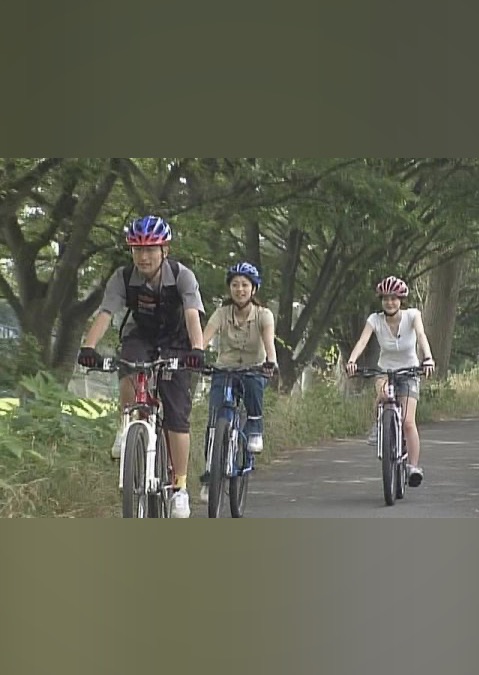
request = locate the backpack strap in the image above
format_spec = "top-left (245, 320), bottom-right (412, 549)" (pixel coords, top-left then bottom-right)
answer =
top-left (167, 258), bottom-right (180, 282)
top-left (118, 264), bottom-right (135, 341)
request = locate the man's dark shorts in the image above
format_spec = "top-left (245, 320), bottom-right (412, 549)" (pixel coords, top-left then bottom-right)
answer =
top-left (119, 333), bottom-right (192, 433)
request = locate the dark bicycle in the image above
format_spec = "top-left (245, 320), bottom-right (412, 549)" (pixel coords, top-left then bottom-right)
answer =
top-left (87, 354), bottom-right (180, 518)
top-left (201, 365), bottom-right (270, 519)
top-left (354, 366), bottom-right (426, 506)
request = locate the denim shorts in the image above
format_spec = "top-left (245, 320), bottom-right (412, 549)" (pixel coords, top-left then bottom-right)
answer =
top-left (376, 375), bottom-right (420, 400)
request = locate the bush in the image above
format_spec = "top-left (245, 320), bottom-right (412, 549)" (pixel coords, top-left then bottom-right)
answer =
top-left (0, 371), bottom-right (118, 517)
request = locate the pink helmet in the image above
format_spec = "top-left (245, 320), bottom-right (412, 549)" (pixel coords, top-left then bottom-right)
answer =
top-left (376, 276), bottom-right (409, 298)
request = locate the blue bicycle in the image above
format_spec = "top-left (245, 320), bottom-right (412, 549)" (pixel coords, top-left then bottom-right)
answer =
top-left (202, 366), bottom-right (268, 518)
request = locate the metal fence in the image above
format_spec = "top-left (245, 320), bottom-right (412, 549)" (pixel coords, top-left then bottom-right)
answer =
top-left (0, 324), bottom-right (19, 339)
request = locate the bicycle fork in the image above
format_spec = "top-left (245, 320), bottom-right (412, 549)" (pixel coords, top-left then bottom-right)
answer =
top-left (205, 425), bottom-right (215, 476)
top-left (205, 418), bottom-right (251, 479)
top-left (376, 403), bottom-right (404, 463)
top-left (118, 414), bottom-right (159, 493)
top-left (204, 423), bottom-right (238, 478)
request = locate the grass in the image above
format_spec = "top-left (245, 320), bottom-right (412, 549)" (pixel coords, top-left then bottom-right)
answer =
top-left (1, 368), bottom-right (479, 517)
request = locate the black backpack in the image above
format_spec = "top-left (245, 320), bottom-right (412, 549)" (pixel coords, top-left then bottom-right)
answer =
top-left (118, 259), bottom-right (180, 341)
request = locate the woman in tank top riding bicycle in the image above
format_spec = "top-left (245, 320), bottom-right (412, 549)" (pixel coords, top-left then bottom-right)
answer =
top-left (346, 276), bottom-right (435, 488)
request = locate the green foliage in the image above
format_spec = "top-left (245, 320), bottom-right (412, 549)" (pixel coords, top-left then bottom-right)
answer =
top-left (1, 371), bottom-right (116, 461)
top-left (0, 333), bottom-right (43, 393)
top-left (0, 368), bottom-right (118, 516)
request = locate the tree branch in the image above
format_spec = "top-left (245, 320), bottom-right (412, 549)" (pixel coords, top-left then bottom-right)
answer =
top-left (0, 271), bottom-right (23, 321)
top-left (117, 159), bottom-right (147, 214)
top-left (0, 158), bottom-right (63, 219)
top-left (42, 160), bottom-right (119, 324)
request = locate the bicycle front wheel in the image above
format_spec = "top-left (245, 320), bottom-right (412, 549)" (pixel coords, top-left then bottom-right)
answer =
top-left (381, 408), bottom-right (398, 507)
top-left (157, 429), bottom-right (173, 518)
top-left (229, 435), bottom-right (249, 518)
top-left (396, 437), bottom-right (407, 500)
top-left (208, 417), bottom-right (230, 518)
top-left (123, 424), bottom-right (149, 518)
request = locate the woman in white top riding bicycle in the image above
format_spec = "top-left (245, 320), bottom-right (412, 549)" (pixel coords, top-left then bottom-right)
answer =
top-left (346, 276), bottom-right (435, 487)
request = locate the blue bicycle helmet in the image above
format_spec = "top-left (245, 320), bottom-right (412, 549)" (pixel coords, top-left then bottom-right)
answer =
top-left (226, 261), bottom-right (262, 289)
top-left (125, 215), bottom-right (172, 246)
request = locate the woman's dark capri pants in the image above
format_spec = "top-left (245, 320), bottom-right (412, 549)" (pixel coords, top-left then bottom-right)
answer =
top-left (119, 332), bottom-right (193, 433)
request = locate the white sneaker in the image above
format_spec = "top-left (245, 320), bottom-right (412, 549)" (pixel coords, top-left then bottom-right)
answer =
top-left (247, 433), bottom-right (263, 453)
top-left (200, 485), bottom-right (209, 504)
top-left (111, 430), bottom-right (122, 460)
top-left (170, 489), bottom-right (191, 518)
top-left (407, 465), bottom-right (424, 488)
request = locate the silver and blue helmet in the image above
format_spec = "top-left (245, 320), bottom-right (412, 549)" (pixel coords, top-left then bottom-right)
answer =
top-left (226, 261), bottom-right (262, 289)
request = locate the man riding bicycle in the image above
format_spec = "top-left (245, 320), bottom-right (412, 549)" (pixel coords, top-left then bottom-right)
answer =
top-left (77, 215), bottom-right (205, 518)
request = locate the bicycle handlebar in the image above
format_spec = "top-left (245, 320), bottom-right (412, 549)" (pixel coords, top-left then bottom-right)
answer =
top-left (352, 366), bottom-right (427, 378)
top-left (86, 357), bottom-right (275, 378)
top-left (198, 365), bottom-right (274, 377)
top-left (86, 356), bottom-right (181, 374)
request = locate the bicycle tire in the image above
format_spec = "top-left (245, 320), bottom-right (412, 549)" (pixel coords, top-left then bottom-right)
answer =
top-left (396, 438), bottom-right (407, 500)
top-left (381, 408), bottom-right (398, 506)
top-left (158, 429), bottom-right (173, 518)
top-left (229, 433), bottom-right (249, 518)
top-left (208, 417), bottom-right (230, 518)
top-left (123, 424), bottom-right (149, 518)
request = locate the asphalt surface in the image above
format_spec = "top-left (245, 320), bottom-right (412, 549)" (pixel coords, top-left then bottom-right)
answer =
top-left (194, 417), bottom-right (479, 518)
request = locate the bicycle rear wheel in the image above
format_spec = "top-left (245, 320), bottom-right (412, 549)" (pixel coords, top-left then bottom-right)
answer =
top-left (381, 408), bottom-right (398, 506)
top-left (208, 417), bottom-right (230, 518)
top-left (123, 424), bottom-right (149, 518)
top-left (229, 434), bottom-right (250, 518)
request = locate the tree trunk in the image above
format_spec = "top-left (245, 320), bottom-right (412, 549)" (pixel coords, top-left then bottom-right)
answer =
top-left (277, 347), bottom-right (298, 393)
top-left (274, 227), bottom-right (303, 392)
top-left (422, 252), bottom-right (465, 378)
top-left (52, 316), bottom-right (87, 384)
top-left (244, 219), bottom-right (261, 268)
top-left (19, 311), bottom-right (54, 367)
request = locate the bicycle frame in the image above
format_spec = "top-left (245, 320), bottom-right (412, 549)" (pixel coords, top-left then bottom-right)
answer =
top-left (118, 363), bottom-right (160, 491)
top-left (204, 370), bottom-right (256, 480)
top-left (90, 356), bottom-right (179, 493)
top-left (356, 366), bottom-right (423, 463)
top-left (376, 375), bottom-right (404, 463)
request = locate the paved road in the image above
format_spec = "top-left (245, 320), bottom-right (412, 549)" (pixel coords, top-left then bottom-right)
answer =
top-left (195, 417), bottom-right (479, 518)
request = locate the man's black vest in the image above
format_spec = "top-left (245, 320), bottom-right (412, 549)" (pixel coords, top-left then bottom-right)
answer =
top-left (119, 260), bottom-right (191, 349)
